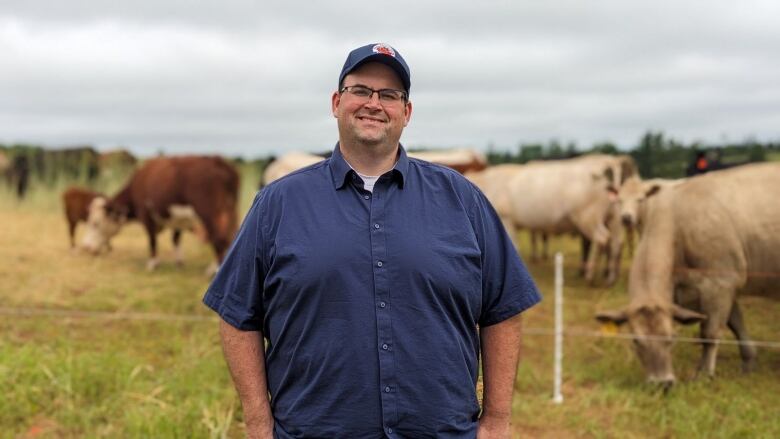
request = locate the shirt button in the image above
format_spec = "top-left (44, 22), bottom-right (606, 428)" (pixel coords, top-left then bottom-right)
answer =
top-left (387, 427), bottom-right (393, 434)
top-left (384, 386), bottom-right (391, 393)
top-left (377, 261), bottom-right (383, 267)
top-left (374, 223), bottom-right (380, 229)
top-left (364, 195), bottom-right (370, 200)
top-left (382, 344), bottom-right (389, 350)
top-left (379, 301), bottom-right (386, 308)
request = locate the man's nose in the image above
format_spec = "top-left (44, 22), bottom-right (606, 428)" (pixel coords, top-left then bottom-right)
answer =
top-left (364, 91), bottom-right (383, 106)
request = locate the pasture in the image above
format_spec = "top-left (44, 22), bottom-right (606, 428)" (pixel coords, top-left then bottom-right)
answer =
top-left (1, 168), bottom-right (779, 438)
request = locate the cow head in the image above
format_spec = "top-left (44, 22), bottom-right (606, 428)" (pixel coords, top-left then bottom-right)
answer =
top-left (616, 178), bottom-right (662, 230)
top-left (80, 198), bottom-right (127, 254)
top-left (596, 303), bottom-right (705, 387)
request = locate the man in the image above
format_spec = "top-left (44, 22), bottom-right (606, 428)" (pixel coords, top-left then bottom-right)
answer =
top-left (203, 43), bottom-right (541, 438)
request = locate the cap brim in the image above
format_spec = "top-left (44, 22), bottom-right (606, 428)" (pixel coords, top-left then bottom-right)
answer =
top-left (342, 54), bottom-right (410, 93)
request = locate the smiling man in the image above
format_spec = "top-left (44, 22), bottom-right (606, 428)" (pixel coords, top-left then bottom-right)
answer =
top-left (204, 43), bottom-right (541, 438)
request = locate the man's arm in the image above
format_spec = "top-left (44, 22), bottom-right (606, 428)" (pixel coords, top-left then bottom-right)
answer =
top-left (478, 313), bottom-right (523, 438)
top-left (219, 319), bottom-right (274, 439)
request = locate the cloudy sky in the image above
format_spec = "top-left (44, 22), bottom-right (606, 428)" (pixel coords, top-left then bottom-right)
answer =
top-left (2, 1), bottom-right (779, 158)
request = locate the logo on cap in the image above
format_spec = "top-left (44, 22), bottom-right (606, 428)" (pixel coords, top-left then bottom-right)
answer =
top-left (372, 44), bottom-right (396, 57)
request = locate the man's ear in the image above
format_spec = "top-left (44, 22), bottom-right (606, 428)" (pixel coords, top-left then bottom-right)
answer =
top-left (403, 100), bottom-right (413, 126)
top-left (331, 91), bottom-right (341, 118)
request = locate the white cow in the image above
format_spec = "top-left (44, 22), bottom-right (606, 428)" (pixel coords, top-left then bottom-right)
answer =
top-left (616, 176), bottom-right (686, 256)
top-left (262, 152), bottom-right (325, 187)
top-left (618, 177), bottom-right (686, 233)
top-left (467, 154), bottom-right (636, 285)
top-left (597, 163), bottom-right (780, 386)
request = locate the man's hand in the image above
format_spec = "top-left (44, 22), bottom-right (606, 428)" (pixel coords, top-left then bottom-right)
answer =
top-left (477, 414), bottom-right (512, 439)
top-left (219, 319), bottom-right (275, 439)
top-left (245, 420), bottom-right (274, 439)
top-left (478, 313), bottom-right (523, 439)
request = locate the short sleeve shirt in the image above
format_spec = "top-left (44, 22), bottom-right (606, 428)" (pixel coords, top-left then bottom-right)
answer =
top-left (203, 144), bottom-right (541, 438)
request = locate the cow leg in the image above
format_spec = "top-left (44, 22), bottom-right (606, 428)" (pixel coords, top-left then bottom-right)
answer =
top-left (530, 232), bottom-right (539, 263)
top-left (172, 229), bottom-right (183, 267)
top-left (584, 239), bottom-right (600, 285)
top-left (579, 237), bottom-right (591, 277)
top-left (605, 232), bottom-right (623, 287)
top-left (145, 222), bottom-right (159, 271)
top-left (68, 221), bottom-right (77, 249)
top-left (541, 233), bottom-right (549, 260)
top-left (727, 302), bottom-right (757, 373)
top-left (695, 301), bottom-right (731, 379)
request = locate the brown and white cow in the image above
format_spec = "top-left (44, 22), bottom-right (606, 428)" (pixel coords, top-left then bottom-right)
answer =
top-left (596, 163), bottom-right (780, 386)
top-left (62, 186), bottom-right (106, 249)
top-left (407, 148), bottom-right (488, 174)
top-left (81, 156), bottom-right (239, 272)
top-left (467, 154), bottom-right (636, 286)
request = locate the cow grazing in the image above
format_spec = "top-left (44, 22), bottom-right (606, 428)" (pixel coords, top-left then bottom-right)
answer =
top-left (407, 148), bottom-right (488, 174)
top-left (62, 187), bottom-right (106, 249)
top-left (81, 156), bottom-right (239, 272)
top-left (261, 152), bottom-right (325, 187)
top-left (596, 163), bottom-right (780, 386)
top-left (466, 154), bottom-right (636, 286)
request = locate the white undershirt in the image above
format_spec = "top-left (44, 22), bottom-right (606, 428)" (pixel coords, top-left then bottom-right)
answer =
top-left (344, 158), bottom-right (398, 193)
top-left (357, 172), bottom-right (380, 193)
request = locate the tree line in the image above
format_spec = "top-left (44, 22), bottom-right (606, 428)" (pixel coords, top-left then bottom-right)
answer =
top-left (486, 131), bottom-right (780, 178)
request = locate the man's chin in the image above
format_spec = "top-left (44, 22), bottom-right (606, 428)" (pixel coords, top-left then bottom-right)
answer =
top-left (354, 132), bottom-right (386, 146)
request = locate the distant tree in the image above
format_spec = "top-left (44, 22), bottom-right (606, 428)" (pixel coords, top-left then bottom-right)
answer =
top-left (518, 143), bottom-right (543, 163)
top-left (545, 139), bottom-right (565, 159)
top-left (591, 141), bottom-right (618, 155)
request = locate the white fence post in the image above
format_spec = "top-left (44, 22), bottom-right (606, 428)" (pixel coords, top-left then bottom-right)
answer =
top-left (553, 252), bottom-right (564, 404)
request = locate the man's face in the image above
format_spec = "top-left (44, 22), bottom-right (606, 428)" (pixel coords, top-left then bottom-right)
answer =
top-left (332, 62), bottom-right (412, 148)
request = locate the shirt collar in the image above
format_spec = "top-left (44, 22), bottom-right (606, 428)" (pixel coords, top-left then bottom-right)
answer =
top-left (329, 143), bottom-right (408, 190)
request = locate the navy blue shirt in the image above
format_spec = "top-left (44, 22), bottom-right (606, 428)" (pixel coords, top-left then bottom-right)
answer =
top-left (203, 145), bottom-right (541, 438)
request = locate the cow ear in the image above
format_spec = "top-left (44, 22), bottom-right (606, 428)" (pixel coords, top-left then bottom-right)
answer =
top-left (595, 309), bottom-right (628, 326)
top-left (672, 305), bottom-right (706, 325)
top-left (620, 157), bottom-right (637, 183)
top-left (644, 184), bottom-right (662, 198)
top-left (602, 167), bottom-right (615, 185)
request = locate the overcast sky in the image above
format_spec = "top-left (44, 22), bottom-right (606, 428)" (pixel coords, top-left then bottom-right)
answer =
top-left (2, 1), bottom-right (780, 158)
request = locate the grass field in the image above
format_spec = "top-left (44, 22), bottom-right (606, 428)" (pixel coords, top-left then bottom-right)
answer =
top-left (1, 171), bottom-right (779, 438)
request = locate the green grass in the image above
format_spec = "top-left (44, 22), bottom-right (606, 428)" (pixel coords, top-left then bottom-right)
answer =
top-left (1, 171), bottom-right (780, 438)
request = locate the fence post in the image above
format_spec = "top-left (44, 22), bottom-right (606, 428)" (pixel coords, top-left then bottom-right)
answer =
top-left (553, 252), bottom-right (564, 404)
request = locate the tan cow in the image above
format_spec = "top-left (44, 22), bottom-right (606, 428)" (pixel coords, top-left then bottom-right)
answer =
top-left (617, 177), bottom-right (686, 255)
top-left (596, 163), bottom-right (780, 386)
top-left (407, 148), bottom-right (488, 174)
top-left (261, 152), bottom-right (325, 187)
top-left (82, 156), bottom-right (239, 273)
top-left (467, 154), bottom-right (636, 286)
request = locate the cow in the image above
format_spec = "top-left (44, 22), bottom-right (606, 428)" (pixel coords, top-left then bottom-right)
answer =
top-left (10, 155), bottom-right (30, 199)
top-left (0, 150), bottom-right (8, 175)
top-left (81, 156), bottom-right (239, 273)
top-left (617, 177), bottom-right (686, 255)
top-left (407, 148), bottom-right (488, 174)
top-left (261, 152), bottom-right (325, 187)
top-left (62, 187), bottom-right (107, 249)
top-left (466, 154), bottom-right (636, 286)
top-left (596, 163), bottom-right (780, 386)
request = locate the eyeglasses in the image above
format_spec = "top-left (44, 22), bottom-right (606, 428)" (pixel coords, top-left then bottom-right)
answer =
top-left (340, 85), bottom-right (408, 104)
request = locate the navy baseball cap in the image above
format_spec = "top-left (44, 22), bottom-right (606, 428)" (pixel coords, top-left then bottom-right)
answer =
top-left (338, 43), bottom-right (411, 95)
